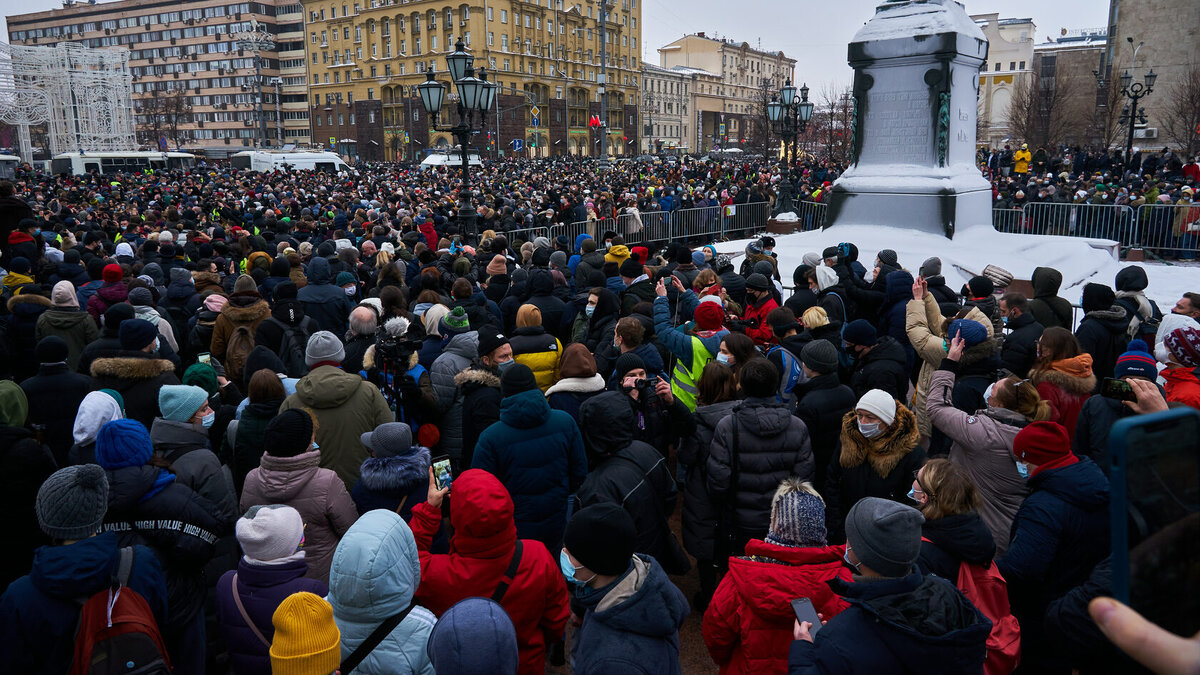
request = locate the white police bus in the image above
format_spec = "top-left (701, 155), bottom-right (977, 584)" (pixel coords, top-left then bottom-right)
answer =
top-left (50, 151), bottom-right (196, 176)
top-left (229, 150), bottom-right (349, 173)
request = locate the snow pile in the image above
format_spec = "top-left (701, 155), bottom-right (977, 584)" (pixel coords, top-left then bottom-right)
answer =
top-left (772, 212), bottom-right (799, 222)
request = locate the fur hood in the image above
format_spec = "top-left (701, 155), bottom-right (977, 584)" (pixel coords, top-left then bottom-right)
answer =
top-left (362, 344), bottom-right (420, 371)
top-left (454, 366), bottom-right (500, 388)
top-left (838, 405), bottom-right (920, 477)
top-left (1033, 367), bottom-right (1097, 395)
top-left (220, 296), bottom-right (270, 322)
top-left (90, 355), bottom-right (176, 380)
top-left (7, 292), bottom-right (52, 312)
top-left (959, 337), bottom-right (999, 369)
top-left (544, 373), bottom-right (606, 397)
top-left (358, 446), bottom-right (431, 492)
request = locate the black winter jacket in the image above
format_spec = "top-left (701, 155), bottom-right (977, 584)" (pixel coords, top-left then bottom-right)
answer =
top-left (1074, 305), bottom-right (1130, 383)
top-left (89, 353), bottom-right (181, 429)
top-left (1000, 312), bottom-right (1043, 377)
top-left (849, 335), bottom-right (909, 402)
top-left (794, 373), bottom-right (856, 495)
top-left (678, 399), bottom-right (737, 562)
top-left (918, 511), bottom-right (996, 581)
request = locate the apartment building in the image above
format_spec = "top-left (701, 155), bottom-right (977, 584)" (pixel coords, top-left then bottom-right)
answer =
top-left (972, 13), bottom-right (1036, 148)
top-left (8, 0), bottom-right (310, 156)
top-left (639, 63), bottom-right (693, 153)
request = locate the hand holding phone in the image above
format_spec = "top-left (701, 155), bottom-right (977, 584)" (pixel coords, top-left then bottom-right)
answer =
top-left (197, 352), bottom-right (211, 365)
top-left (791, 598), bottom-right (823, 642)
top-left (1101, 377), bottom-right (1137, 402)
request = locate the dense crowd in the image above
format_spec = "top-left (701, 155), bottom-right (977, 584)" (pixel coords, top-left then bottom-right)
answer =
top-left (0, 152), bottom-right (1198, 675)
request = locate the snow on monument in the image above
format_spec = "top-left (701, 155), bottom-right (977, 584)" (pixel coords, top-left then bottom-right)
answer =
top-left (826, 0), bottom-right (990, 238)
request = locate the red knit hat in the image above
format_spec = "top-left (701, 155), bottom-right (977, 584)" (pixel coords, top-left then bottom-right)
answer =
top-left (102, 263), bottom-right (123, 283)
top-left (416, 424), bottom-right (440, 449)
top-left (1165, 327), bottom-right (1200, 367)
top-left (1014, 421), bottom-right (1072, 466)
top-left (694, 302), bottom-right (725, 331)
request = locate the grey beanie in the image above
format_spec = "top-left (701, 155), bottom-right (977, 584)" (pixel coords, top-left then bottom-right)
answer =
top-left (845, 497), bottom-right (924, 577)
top-left (127, 286), bottom-right (154, 307)
top-left (800, 340), bottom-right (839, 375)
top-left (36, 465), bottom-right (109, 540)
top-left (549, 250), bottom-right (568, 270)
top-left (920, 256), bottom-right (943, 278)
top-left (305, 330), bottom-right (346, 367)
top-left (360, 422), bottom-right (416, 458)
top-left (877, 249), bottom-right (899, 269)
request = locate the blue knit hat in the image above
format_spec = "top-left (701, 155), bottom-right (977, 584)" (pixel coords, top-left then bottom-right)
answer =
top-left (158, 384), bottom-right (209, 422)
top-left (766, 478), bottom-right (828, 548)
top-left (119, 318), bottom-right (158, 351)
top-left (1114, 339), bottom-right (1157, 380)
top-left (95, 419), bottom-right (154, 469)
top-left (427, 598), bottom-right (519, 675)
top-left (947, 319), bottom-right (988, 347)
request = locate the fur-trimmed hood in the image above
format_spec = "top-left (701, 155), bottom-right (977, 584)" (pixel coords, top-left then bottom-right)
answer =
top-left (838, 404), bottom-right (920, 477)
top-left (220, 296), bottom-right (270, 322)
top-left (90, 354), bottom-right (176, 380)
top-left (453, 366), bottom-right (500, 389)
top-left (1033, 367), bottom-right (1097, 395)
top-left (544, 373), bottom-right (606, 397)
top-left (362, 344), bottom-right (420, 371)
top-left (358, 447), bottom-right (431, 492)
top-left (7, 292), bottom-right (52, 312)
top-left (958, 337), bottom-right (999, 369)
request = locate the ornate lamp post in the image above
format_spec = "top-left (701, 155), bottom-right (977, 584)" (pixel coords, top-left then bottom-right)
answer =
top-left (234, 18), bottom-right (274, 149)
top-left (767, 79), bottom-right (813, 166)
top-left (417, 38), bottom-right (496, 237)
top-left (1117, 68), bottom-right (1156, 171)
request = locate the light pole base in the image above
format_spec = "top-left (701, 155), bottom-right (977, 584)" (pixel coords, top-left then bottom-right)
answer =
top-left (594, 158), bottom-right (612, 170)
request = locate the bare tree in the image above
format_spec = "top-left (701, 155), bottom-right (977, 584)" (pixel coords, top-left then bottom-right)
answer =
top-left (813, 83), bottom-right (853, 162)
top-left (747, 78), bottom-right (776, 157)
top-left (1089, 80), bottom-right (1125, 150)
top-left (135, 92), bottom-right (167, 149)
top-left (1007, 74), bottom-right (1081, 148)
top-left (163, 88), bottom-right (193, 150)
top-left (1159, 64), bottom-right (1200, 156)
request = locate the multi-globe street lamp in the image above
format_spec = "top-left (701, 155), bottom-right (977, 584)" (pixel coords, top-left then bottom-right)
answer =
top-left (1117, 68), bottom-right (1156, 171)
top-left (766, 79), bottom-right (814, 166)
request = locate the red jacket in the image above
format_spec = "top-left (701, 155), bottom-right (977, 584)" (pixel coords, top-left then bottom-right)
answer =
top-left (418, 221), bottom-right (438, 249)
top-left (702, 539), bottom-right (851, 674)
top-left (742, 295), bottom-right (779, 346)
top-left (410, 469), bottom-right (569, 675)
top-left (1163, 366), bottom-right (1200, 410)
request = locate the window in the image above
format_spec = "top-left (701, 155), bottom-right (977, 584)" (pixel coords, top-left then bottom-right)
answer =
top-left (355, 26), bottom-right (362, 41)
top-left (503, 58), bottom-right (510, 71)
top-left (465, 32), bottom-right (471, 46)
top-left (382, 19), bottom-right (390, 36)
top-left (525, 15), bottom-right (530, 27)
top-left (368, 88), bottom-right (374, 100)
top-left (414, 38), bottom-right (421, 53)
top-left (500, 9), bottom-right (507, 23)
top-left (488, 32), bottom-right (494, 46)
top-left (994, 62), bottom-right (1000, 71)
top-left (487, 6), bottom-right (493, 20)
top-left (1009, 61), bottom-right (1016, 70)
top-left (1019, 60), bottom-right (1025, 70)
top-left (501, 34), bottom-right (508, 50)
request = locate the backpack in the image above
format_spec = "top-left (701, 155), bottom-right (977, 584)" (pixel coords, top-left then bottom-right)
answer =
top-left (223, 325), bottom-right (256, 384)
top-left (928, 542), bottom-right (1021, 675)
top-left (767, 345), bottom-right (804, 407)
top-left (268, 317), bottom-right (311, 378)
top-left (71, 547), bottom-right (171, 675)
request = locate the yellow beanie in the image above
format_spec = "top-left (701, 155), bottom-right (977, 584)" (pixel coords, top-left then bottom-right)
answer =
top-left (270, 592), bottom-right (342, 675)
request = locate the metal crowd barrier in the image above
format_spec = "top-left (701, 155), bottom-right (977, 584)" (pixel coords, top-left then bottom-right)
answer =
top-left (1020, 202), bottom-right (1135, 240)
top-left (793, 201), bottom-right (828, 232)
top-left (991, 208), bottom-right (1024, 234)
top-left (1134, 203), bottom-right (1200, 259)
top-left (502, 225), bottom-right (551, 245)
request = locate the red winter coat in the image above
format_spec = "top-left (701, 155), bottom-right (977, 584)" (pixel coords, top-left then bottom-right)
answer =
top-left (419, 221), bottom-right (438, 249)
top-left (411, 469), bottom-right (569, 675)
top-left (1163, 366), bottom-right (1200, 410)
top-left (702, 539), bottom-right (851, 675)
top-left (742, 295), bottom-right (779, 346)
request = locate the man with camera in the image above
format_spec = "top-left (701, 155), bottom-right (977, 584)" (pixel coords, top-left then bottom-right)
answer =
top-left (613, 352), bottom-right (692, 456)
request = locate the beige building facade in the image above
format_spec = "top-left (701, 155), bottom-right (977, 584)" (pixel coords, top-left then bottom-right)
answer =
top-left (639, 63), bottom-right (693, 153)
top-left (972, 13), bottom-right (1035, 148)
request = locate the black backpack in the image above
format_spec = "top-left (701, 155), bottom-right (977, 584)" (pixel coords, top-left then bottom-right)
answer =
top-left (267, 317), bottom-right (311, 378)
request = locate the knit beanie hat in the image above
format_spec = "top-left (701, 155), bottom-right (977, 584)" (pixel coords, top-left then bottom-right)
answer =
top-left (500, 363), bottom-right (538, 397)
top-left (845, 497), bottom-right (924, 577)
top-left (745, 272), bottom-right (770, 292)
top-left (51, 280), bottom-right (79, 308)
top-left (360, 422), bottom-right (416, 459)
top-left (1114, 339), bottom-right (1158, 379)
top-left (920, 256), bottom-right (943, 278)
top-left (619, 257), bottom-right (643, 279)
top-left (118, 318), bottom-right (158, 351)
top-left (486, 255), bottom-right (508, 277)
top-left (270, 592), bottom-right (342, 675)
top-left (9, 256), bottom-right (31, 274)
top-left (127, 286), bottom-right (153, 307)
top-left (855, 389), bottom-right (897, 426)
top-left (614, 352), bottom-right (646, 381)
top-left (1165, 326), bottom-right (1200, 367)
top-left (264, 409), bottom-right (314, 458)
top-left (440, 306), bottom-right (471, 335)
top-left (967, 275), bottom-right (995, 299)
top-left (549, 250), bottom-right (568, 270)
top-left (800, 340), bottom-right (839, 375)
top-left (427, 598), bottom-right (519, 675)
top-left (237, 504), bottom-right (305, 563)
top-left (842, 319), bottom-right (877, 347)
top-left (95, 419), bottom-right (154, 469)
top-left (947, 319), bottom-right (988, 347)
top-left (183, 363), bottom-right (220, 396)
top-left (102, 263), bottom-right (123, 283)
top-left (335, 271), bottom-right (356, 288)
top-left (203, 294), bottom-right (228, 312)
top-left (1081, 283), bottom-right (1116, 313)
top-left (36, 335), bottom-right (70, 364)
top-left (158, 384), bottom-right (209, 422)
top-left (766, 478), bottom-right (827, 548)
top-left (1014, 421), bottom-right (1073, 466)
top-left (36, 465), bottom-right (109, 540)
top-left (305, 330), bottom-right (345, 366)
top-left (694, 301), bottom-right (725, 331)
top-left (476, 329), bottom-right (509, 361)
top-left (691, 250), bottom-right (707, 267)
top-left (233, 274), bottom-right (258, 294)
top-left (563, 502), bottom-right (636, 576)
top-left (877, 249), bottom-right (899, 269)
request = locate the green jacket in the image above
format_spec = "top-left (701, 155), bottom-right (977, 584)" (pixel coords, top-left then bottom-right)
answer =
top-left (35, 308), bottom-right (99, 371)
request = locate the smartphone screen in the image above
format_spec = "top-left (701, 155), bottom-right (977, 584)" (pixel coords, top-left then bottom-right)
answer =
top-left (432, 455), bottom-right (453, 491)
top-left (197, 352), bottom-right (211, 365)
top-left (1100, 377), bottom-right (1136, 402)
top-left (790, 597), bottom-right (822, 639)
top-left (1108, 408), bottom-right (1200, 637)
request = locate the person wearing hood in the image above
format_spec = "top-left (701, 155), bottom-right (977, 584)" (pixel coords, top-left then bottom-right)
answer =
top-left (704, 479), bottom-right (851, 675)
top-left (0, 464), bottom-right (169, 675)
top-left (188, 292), bottom-right (227, 359)
top-left (1029, 327), bottom-right (1096, 443)
top-left (68, 389), bottom-right (124, 465)
top-left (450, 328), bottom-right (508, 467)
top-left (546, 342), bottom-right (607, 425)
top-left (327, 509), bottom-right (437, 675)
top-left (708, 359), bottom-right (815, 556)
top-left (151, 384), bottom-right (239, 525)
top-left (788, 498), bottom-right (991, 674)
top-left (1074, 283), bottom-right (1131, 383)
top-left (525, 269), bottom-right (569, 339)
top-left (298, 256), bottom-right (355, 334)
top-left (1113, 265), bottom-right (1162, 342)
top-left (430, 307), bottom-right (479, 464)
top-left (410, 468), bottom-right (569, 675)
top-left (95, 418), bottom-right (225, 675)
top-left (417, 303), bottom-right (450, 368)
top-left (998, 292), bottom-right (1043, 378)
top-left (128, 285), bottom-right (180, 354)
top-left (426, 598), bottom-right (521, 675)
top-left (261, 255), bottom-right (294, 303)
top-left (241, 409), bottom-right (359, 584)
top-left (20, 336), bottom-right (93, 463)
top-left (1160, 325), bottom-right (1200, 409)
top-left (841, 319), bottom-right (909, 403)
top-left (999, 422), bottom-right (1110, 670)
top-left (90, 319), bottom-right (181, 429)
top-left (351, 422), bottom-right (431, 520)
top-left (6, 285), bottom-right (53, 380)
top-left (216, 505), bottom-right (328, 675)
top-left (227, 368), bottom-right (286, 493)
top-left (573, 237), bottom-right (606, 290)
top-left (576, 391), bottom-right (690, 575)
top-left (472, 364), bottom-right (588, 555)
top-left (161, 266), bottom-right (201, 336)
top-left (562, 503), bottom-right (690, 674)
top-left (576, 287), bottom-right (620, 352)
top-left (253, 281), bottom-right (318, 378)
top-left (279, 332), bottom-right (393, 489)
top-left (0, 380), bottom-right (58, 591)
top-left (211, 274), bottom-right (271, 366)
top-left (825, 390), bottom-right (925, 543)
top-left (35, 280), bottom-right (98, 371)
top-left (806, 263), bottom-right (851, 324)
top-left (1028, 266), bottom-right (1073, 329)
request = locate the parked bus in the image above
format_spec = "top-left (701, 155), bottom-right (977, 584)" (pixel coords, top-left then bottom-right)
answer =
top-left (49, 151), bottom-right (196, 176)
top-left (229, 150), bottom-right (349, 173)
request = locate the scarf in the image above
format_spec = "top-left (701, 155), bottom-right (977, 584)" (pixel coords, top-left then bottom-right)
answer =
top-left (1050, 353), bottom-right (1093, 378)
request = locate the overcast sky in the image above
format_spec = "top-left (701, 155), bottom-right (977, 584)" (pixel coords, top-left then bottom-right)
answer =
top-left (4, 0), bottom-right (1108, 89)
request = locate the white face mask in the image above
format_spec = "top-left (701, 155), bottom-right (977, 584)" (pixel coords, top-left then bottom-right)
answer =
top-left (983, 383), bottom-right (996, 406)
top-left (858, 421), bottom-right (883, 438)
top-left (344, 286), bottom-right (356, 296)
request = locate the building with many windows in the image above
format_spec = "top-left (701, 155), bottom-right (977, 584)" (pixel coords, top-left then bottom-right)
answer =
top-left (656, 32), bottom-right (794, 153)
top-left (972, 13), bottom-right (1036, 148)
top-left (8, 0), bottom-right (310, 156)
top-left (639, 63), bottom-right (692, 154)
top-left (302, 0), bottom-right (642, 160)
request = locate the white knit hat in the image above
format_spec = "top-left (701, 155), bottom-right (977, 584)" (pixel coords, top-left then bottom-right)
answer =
top-left (236, 505), bottom-right (305, 563)
top-left (856, 389), bottom-right (897, 426)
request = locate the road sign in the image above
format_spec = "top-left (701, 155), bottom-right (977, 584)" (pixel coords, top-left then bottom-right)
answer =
top-left (511, 138), bottom-right (523, 151)
top-left (532, 116), bottom-right (540, 127)
top-left (531, 105), bottom-right (541, 117)
top-left (329, 136), bottom-right (336, 146)
top-left (719, 123), bottom-right (726, 135)
top-left (589, 115), bottom-right (601, 127)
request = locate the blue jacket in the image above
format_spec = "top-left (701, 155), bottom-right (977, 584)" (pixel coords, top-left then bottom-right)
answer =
top-left (0, 533), bottom-right (168, 675)
top-left (215, 558), bottom-right (327, 675)
top-left (472, 389), bottom-right (588, 551)
top-left (788, 571), bottom-right (991, 674)
top-left (297, 257), bottom-right (354, 334)
top-left (328, 510), bottom-right (437, 675)
top-left (653, 296), bottom-right (728, 365)
top-left (877, 271), bottom-right (915, 372)
top-left (572, 555), bottom-right (689, 675)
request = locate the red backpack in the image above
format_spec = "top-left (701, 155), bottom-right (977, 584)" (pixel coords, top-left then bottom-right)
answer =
top-left (71, 547), bottom-right (172, 675)
top-left (956, 560), bottom-right (1022, 675)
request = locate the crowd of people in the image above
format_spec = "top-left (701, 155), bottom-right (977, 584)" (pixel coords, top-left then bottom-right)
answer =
top-left (0, 149), bottom-right (1198, 675)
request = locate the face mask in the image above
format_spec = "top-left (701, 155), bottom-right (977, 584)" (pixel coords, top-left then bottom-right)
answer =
top-left (344, 287), bottom-right (356, 296)
top-left (843, 547), bottom-right (862, 573)
top-left (200, 411), bottom-right (215, 428)
top-left (585, 305), bottom-right (595, 317)
top-left (907, 487), bottom-right (920, 503)
top-left (1015, 461), bottom-right (1030, 479)
top-left (496, 359), bottom-right (516, 372)
top-left (983, 383), bottom-right (995, 405)
top-left (1001, 315), bottom-right (1009, 326)
top-left (312, 441), bottom-right (320, 451)
top-left (716, 352), bottom-right (731, 364)
top-left (858, 421), bottom-right (883, 438)
top-left (613, 338), bottom-right (621, 349)
top-left (559, 550), bottom-right (596, 587)
top-left (154, 337), bottom-right (161, 352)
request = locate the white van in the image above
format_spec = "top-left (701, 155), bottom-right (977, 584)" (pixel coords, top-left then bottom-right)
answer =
top-left (420, 150), bottom-right (483, 170)
top-left (230, 150), bottom-right (349, 173)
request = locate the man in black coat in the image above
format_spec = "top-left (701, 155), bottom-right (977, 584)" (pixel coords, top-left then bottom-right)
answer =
top-left (999, 292), bottom-right (1043, 377)
top-left (843, 320), bottom-right (909, 403)
top-left (20, 337), bottom-right (92, 465)
top-left (1074, 283), bottom-right (1130, 383)
top-left (88, 319), bottom-right (182, 429)
top-left (794, 340), bottom-right (856, 495)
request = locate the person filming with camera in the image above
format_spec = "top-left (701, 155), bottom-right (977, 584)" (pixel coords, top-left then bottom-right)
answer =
top-left (612, 352), bottom-right (692, 457)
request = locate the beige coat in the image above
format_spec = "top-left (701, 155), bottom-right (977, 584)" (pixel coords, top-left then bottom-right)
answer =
top-left (905, 293), bottom-right (994, 438)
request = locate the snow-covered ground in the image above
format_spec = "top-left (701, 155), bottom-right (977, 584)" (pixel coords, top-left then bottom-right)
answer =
top-left (722, 224), bottom-right (1197, 312)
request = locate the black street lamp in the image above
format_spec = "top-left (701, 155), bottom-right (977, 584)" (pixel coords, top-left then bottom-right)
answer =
top-left (417, 38), bottom-right (496, 238)
top-left (767, 79), bottom-right (813, 166)
top-left (1117, 68), bottom-right (1156, 171)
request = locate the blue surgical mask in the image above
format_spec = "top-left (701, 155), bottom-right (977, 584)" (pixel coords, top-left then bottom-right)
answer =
top-left (200, 411), bottom-right (215, 428)
top-left (559, 550), bottom-right (596, 587)
top-left (907, 487), bottom-right (919, 503)
top-left (585, 305), bottom-right (595, 317)
top-left (716, 352), bottom-right (731, 364)
top-left (497, 359), bottom-right (516, 372)
top-left (1015, 461), bottom-right (1030, 479)
top-left (311, 441), bottom-right (320, 451)
top-left (843, 547), bottom-right (862, 573)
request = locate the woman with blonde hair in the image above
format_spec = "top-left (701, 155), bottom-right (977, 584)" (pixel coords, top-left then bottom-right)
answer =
top-left (928, 332), bottom-right (1052, 554)
top-left (801, 305), bottom-right (843, 353)
top-left (911, 459), bottom-right (996, 580)
top-left (510, 304), bottom-right (562, 392)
